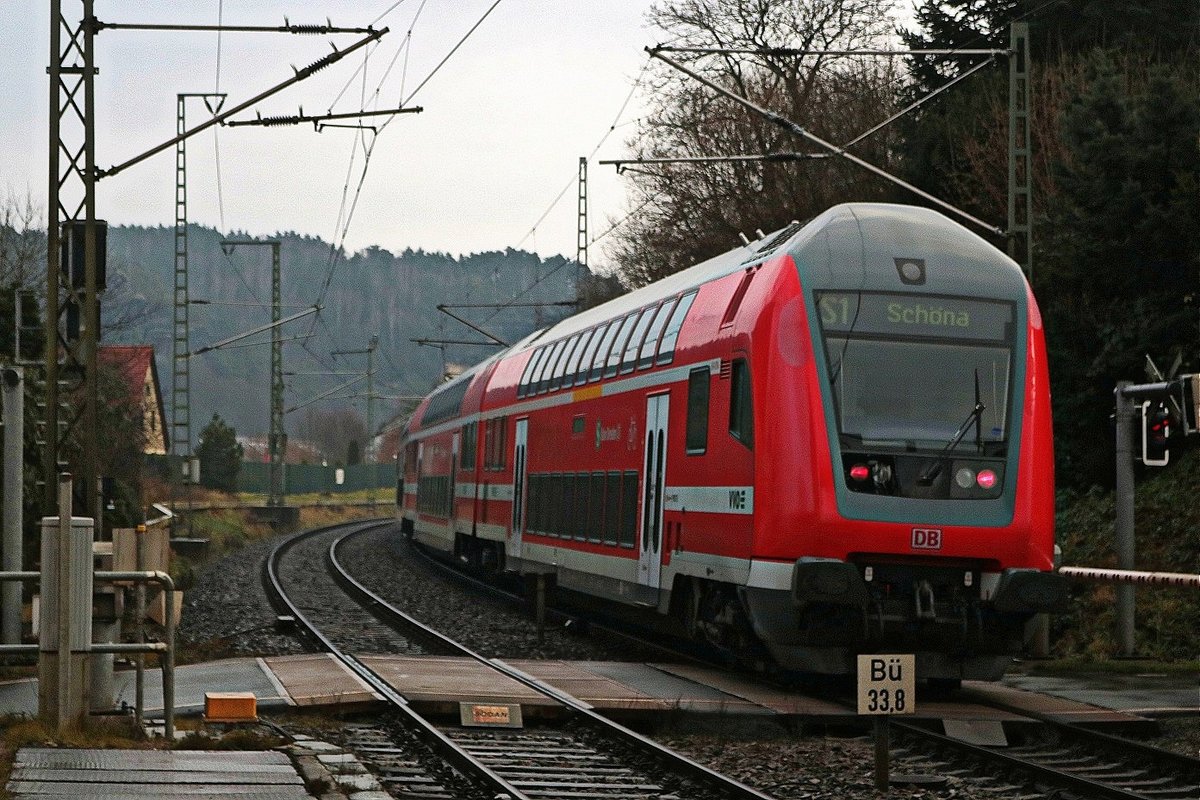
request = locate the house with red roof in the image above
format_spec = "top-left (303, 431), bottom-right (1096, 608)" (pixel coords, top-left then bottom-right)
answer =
top-left (98, 345), bottom-right (168, 455)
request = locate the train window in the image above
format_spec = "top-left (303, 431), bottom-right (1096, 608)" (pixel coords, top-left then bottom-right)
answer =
top-left (538, 475), bottom-right (552, 535)
top-left (656, 291), bottom-right (697, 365)
top-left (483, 420), bottom-right (494, 470)
top-left (730, 359), bottom-right (754, 449)
top-left (620, 305), bottom-right (657, 374)
top-left (574, 472), bottom-right (589, 540)
top-left (686, 367), bottom-right (710, 454)
top-left (589, 320), bottom-right (623, 382)
top-left (550, 334), bottom-right (581, 391)
top-left (460, 422), bottom-right (478, 469)
top-left (574, 326), bottom-right (602, 385)
top-left (619, 470), bottom-right (639, 548)
top-left (605, 311), bottom-right (641, 378)
top-left (539, 474), bottom-right (553, 535)
top-left (562, 328), bottom-right (593, 387)
top-left (484, 417), bottom-right (507, 471)
top-left (638, 298), bottom-right (677, 369)
top-left (525, 347), bottom-right (551, 396)
top-left (560, 473), bottom-right (575, 538)
top-left (518, 348), bottom-right (544, 398)
top-left (603, 472), bottom-right (621, 546)
top-left (527, 474), bottom-right (542, 533)
top-left (536, 339), bottom-right (568, 394)
top-left (541, 474), bottom-right (554, 536)
top-left (587, 472), bottom-right (605, 543)
top-left (542, 475), bottom-right (555, 535)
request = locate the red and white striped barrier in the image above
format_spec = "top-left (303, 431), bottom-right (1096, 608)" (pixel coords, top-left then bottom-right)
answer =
top-left (1059, 566), bottom-right (1200, 588)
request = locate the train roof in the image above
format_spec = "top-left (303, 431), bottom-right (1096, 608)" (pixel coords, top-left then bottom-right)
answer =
top-left (507, 202), bottom-right (1017, 353)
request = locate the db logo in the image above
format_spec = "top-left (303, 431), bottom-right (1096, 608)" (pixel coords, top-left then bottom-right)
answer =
top-left (911, 528), bottom-right (942, 550)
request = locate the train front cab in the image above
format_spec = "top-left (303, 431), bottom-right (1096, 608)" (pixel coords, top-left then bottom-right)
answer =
top-left (739, 205), bottom-right (1068, 681)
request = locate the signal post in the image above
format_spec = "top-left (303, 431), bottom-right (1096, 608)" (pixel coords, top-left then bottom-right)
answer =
top-left (857, 653), bottom-right (915, 792)
top-left (1113, 375), bottom-right (1200, 655)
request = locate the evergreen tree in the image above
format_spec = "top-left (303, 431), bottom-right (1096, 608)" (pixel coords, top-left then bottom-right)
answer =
top-left (1038, 54), bottom-right (1200, 486)
top-left (196, 414), bottom-right (243, 494)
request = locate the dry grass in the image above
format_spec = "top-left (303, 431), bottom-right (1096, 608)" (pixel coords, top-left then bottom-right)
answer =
top-left (0, 715), bottom-right (152, 800)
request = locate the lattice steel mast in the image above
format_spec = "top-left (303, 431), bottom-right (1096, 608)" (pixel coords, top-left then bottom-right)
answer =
top-left (220, 239), bottom-right (284, 506)
top-left (172, 93), bottom-right (224, 513)
top-left (576, 156), bottom-right (587, 307)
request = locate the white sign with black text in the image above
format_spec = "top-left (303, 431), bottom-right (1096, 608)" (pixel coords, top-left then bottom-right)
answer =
top-left (856, 654), bottom-right (916, 715)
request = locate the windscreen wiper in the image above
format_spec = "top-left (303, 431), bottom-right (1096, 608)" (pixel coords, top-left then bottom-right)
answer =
top-left (918, 370), bottom-right (985, 485)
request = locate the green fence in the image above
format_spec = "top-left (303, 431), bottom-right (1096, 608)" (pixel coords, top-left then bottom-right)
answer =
top-left (239, 462), bottom-right (395, 495)
top-left (146, 455), bottom-right (395, 496)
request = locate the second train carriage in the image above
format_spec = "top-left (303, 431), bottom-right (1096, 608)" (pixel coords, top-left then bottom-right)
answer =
top-left (398, 203), bottom-right (1067, 680)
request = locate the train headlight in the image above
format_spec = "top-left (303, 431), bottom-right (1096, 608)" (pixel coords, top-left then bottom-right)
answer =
top-left (949, 460), bottom-right (1004, 498)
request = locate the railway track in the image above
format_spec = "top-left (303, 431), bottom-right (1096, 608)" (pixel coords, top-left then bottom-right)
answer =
top-left (353, 526), bottom-right (1200, 799)
top-left (266, 520), bottom-right (777, 799)
top-left (893, 709), bottom-right (1200, 799)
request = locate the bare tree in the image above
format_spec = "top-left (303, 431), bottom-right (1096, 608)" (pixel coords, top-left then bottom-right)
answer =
top-left (0, 189), bottom-right (46, 289)
top-left (294, 406), bottom-right (367, 464)
top-left (608, 0), bottom-right (904, 285)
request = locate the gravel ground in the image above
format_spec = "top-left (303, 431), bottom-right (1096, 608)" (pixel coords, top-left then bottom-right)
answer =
top-left (176, 532), bottom-right (308, 661)
top-left (177, 519), bottom-right (1199, 799)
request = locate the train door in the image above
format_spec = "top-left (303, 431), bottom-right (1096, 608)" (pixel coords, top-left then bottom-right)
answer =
top-left (507, 418), bottom-right (528, 558)
top-left (449, 432), bottom-right (459, 536)
top-left (415, 442), bottom-right (424, 511)
top-left (639, 393), bottom-right (668, 590)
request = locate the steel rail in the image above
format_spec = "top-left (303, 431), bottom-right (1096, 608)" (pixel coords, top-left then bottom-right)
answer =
top-left (891, 719), bottom-right (1193, 800)
top-left (329, 528), bottom-right (778, 800)
top-left (405, 538), bottom-right (717, 669)
top-left (960, 691), bottom-right (1200, 777)
top-left (264, 520), bottom-right (530, 800)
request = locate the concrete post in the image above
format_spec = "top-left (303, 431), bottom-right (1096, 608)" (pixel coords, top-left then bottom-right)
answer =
top-left (38, 476), bottom-right (94, 731)
top-left (2, 366), bottom-right (23, 645)
top-left (1114, 381), bottom-right (1137, 656)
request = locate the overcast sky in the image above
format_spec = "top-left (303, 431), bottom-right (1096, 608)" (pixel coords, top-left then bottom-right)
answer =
top-left (3, 1), bottom-right (664, 267)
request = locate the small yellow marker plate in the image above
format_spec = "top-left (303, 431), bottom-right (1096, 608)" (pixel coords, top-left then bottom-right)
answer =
top-left (459, 702), bottom-right (523, 729)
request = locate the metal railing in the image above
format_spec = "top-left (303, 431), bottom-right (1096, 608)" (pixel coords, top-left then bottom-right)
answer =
top-left (0, 569), bottom-right (176, 738)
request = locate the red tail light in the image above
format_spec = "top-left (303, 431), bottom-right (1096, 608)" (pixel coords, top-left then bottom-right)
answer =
top-left (849, 464), bottom-right (870, 481)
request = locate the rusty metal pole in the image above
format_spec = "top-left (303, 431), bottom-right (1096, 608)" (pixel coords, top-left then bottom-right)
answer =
top-left (135, 523), bottom-right (146, 724)
top-left (1114, 381), bottom-right (1137, 655)
top-left (874, 717), bottom-right (890, 792)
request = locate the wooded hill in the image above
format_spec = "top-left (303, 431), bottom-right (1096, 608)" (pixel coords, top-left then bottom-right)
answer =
top-left (104, 224), bottom-right (584, 440)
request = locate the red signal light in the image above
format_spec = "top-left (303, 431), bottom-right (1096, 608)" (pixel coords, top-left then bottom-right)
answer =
top-left (976, 469), bottom-right (997, 489)
top-left (849, 464), bottom-right (870, 482)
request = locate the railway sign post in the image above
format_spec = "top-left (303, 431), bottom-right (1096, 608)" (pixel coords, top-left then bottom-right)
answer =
top-left (857, 654), bottom-right (916, 792)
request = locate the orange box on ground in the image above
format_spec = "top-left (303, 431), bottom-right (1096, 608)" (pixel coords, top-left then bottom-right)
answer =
top-left (204, 691), bottom-right (257, 722)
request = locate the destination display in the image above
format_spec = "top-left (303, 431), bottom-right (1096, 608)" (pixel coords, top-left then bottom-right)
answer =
top-left (816, 291), bottom-right (1014, 342)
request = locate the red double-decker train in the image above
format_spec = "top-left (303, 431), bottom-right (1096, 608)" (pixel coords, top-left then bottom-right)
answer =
top-left (397, 203), bottom-right (1066, 681)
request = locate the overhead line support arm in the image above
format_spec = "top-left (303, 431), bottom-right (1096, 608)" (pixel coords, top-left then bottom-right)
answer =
top-left (191, 306), bottom-right (320, 356)
top-left (650, 45), bottom-right (1008, 57)
top-left (646, 49), bottom-right (1004, 238)
top-left (94, 20), bottom-right (378, 35)
top-left (226, 106), bottom-right (423, 129)
top-left (412, 338), bottom-right (504, 347)
top-left (97, 27), bottom-right (388, 179)
top-left (436, 305), bottom-right (509, 346)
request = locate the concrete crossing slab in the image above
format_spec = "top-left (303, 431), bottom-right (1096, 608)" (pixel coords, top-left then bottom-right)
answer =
top-left (7, 748), bottom-right (310, 799)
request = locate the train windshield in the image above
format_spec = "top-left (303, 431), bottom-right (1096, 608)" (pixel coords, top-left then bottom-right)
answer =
top-left (816, 292), bottom-right (1016, 453)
